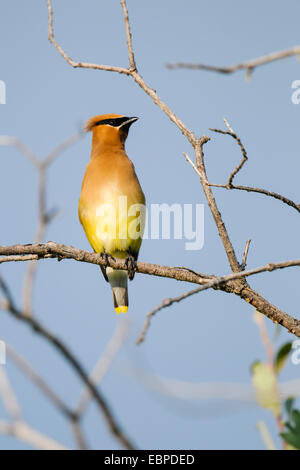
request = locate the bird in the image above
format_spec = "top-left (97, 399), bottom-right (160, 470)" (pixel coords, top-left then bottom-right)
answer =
top-left (78, 114), bottom-right (146, 314)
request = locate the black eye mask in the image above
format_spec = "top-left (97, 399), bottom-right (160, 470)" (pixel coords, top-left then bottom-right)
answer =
top-left (94, 117), bottom-right (130, 127)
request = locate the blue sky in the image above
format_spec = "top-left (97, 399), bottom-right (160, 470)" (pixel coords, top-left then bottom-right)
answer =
top-left (1, 0), bottom-right (300, 450)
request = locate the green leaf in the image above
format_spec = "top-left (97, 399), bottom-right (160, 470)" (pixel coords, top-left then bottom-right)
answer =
top-left (281, 408), bottom-right (300, 450)
top-left (281, 431), bottom-right (300, 450)
top-left (251, 362), bottom-right (281, 417)
top-left (285, 397), bottom-right (296, 420)
top-left (292, 410), bottom-right (300, 429)
top-left (274, 342), bottom-right (292, 374)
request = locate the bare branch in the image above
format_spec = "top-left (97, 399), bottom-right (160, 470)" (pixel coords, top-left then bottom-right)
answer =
top-left (137, 258), bottom-right (300, 344)
top-left (0, 131), bottom-right (83, 316)
top-left (0, 420), bottom-right (68, 450)
top-left (6, 345), bottom-right (90, 449)
top-left (43, 130), bottom-right (83, 167)
top-left (137, 288), bottom-right (206, 346)
top-left (208, 120), bottom-right (300, 213)
top-left (46, 0), bottom-right (130, 75)
top-left (128, 368), bottom-right (300, 402)
top-left (0, 242), bottom-right (212, 285)
top-left (194, 137), bottom-right (241, 273)
top-left (3, 244), bottom-right (300, 300)
top-left (20, 131), bottom-right (83, 316)
top-left (166, 45), bottom-right (300, 77)
top-left (44, 0), bottom-right (244, 281)
top-left (0, 254), bottom-right (54, 263)
top-left (6, 345), bottom-right (76, 421)
top-left (0, 275), bottom-right (135, 450)
top-left (46, 0), bottom-right (196, 144)
top-left (120, 0), bottom-right (136, 71)
top-left (42, 0), bottom-right (300, 361)
top-left (0, 367), bottom-right (22, 421)
top-left (0, 359), bottom-right (66, 450)
top-left (2, 242), bottom-right (300, 341)
top-left (253, 311), bottom-right (286, 444)
top-left (22, 168), bottom-right (47, 316)
top-left (0, 136), bottom-right (39, 167)
top-left (71, 422), bottom-right (89, 450)
top-left (76, 319), bottom-right (129, 416)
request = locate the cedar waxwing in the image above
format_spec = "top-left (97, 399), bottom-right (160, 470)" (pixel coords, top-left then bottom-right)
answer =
top-left (78, 114), bottom-right (146, 314)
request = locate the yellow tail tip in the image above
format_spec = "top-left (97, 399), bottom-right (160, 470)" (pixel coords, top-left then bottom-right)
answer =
top-left (115, 306), bottom-right (128, 314)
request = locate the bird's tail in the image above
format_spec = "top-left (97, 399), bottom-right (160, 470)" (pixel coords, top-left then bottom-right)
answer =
top-left (106, 267), bottom-right (128, 314)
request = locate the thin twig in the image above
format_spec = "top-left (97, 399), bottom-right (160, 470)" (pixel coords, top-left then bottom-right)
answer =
top-left (241, 239), bottom-right (251, 270)
top-left (210, 118), bottom-right (248, 187)
top-left (209, 183), bottom-right (300, 214)
top-left (254, 311), bottom-right (275, 367)
top-left (137, 291), bottom-right (202, 346)
top-left (183, 152), bottom-right (201, 178)
top-left (166, 45), bottom-right (300, 77)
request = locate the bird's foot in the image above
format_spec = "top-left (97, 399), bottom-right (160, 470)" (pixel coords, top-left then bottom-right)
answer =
top-left (99, 252), bottom-right (115, 268)
top-left (125, 254), bottom-right (137, 280)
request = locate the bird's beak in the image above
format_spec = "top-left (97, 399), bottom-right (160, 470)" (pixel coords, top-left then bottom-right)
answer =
top-left (119, 116), bottom-right (139, 128)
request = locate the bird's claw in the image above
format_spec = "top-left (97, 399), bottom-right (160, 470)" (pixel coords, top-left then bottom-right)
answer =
top-left (100, 252), bottom-right (115, 267)
top-left (125, 254), bottom-right (137, 280)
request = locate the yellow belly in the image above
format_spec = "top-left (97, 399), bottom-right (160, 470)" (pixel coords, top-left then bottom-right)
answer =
top-left (79, 195), bottom-right (145, 258)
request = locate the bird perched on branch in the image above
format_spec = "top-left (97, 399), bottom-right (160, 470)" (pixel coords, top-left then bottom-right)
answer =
top-left (79, 114), bottom-right (146, 314)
